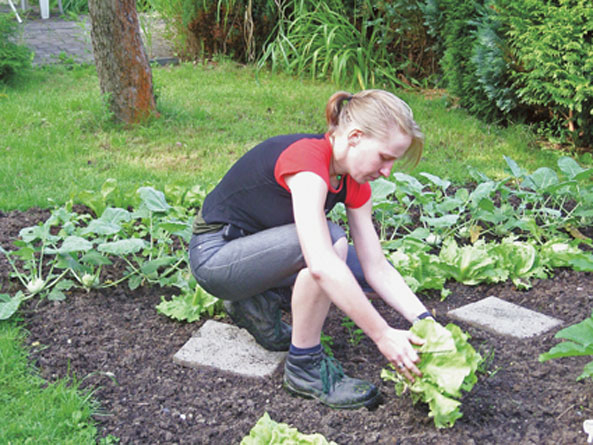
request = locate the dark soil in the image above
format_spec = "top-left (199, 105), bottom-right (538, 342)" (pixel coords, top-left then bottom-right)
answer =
top-left (2, 208), bottom-right (593, 444)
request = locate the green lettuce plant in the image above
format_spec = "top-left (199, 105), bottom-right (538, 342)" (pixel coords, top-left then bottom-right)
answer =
top-left (539, 311), bottom-right (593, 381)
top-left (241, 412), bottom-right (336, 445)
top-left (381, 319), bottom-right (483, 428)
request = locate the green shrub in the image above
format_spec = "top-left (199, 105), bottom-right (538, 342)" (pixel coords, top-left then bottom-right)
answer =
top-left (424, 0), bottom-right (593, 148)
top-left (433, 0), bottom-right (500, 119)
top-left (470, 3), bottom-right (518, 118)
top-left (0, 14), bottom-right (32, 83)
top-left (503, 0), bottom-right (593, 147)
top-left (370, 0), bottom-right (440, 85)
top-left (259, 0), bottom-right (434, 89)
top-left (151, 0), bottom-right (276, 62)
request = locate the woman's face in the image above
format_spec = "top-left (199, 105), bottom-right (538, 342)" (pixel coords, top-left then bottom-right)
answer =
top-left (342, 126), bottom-right (412, 184)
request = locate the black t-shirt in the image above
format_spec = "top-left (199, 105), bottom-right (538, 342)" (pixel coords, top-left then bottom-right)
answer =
top-left (194, 133), bottom-right (371, 234)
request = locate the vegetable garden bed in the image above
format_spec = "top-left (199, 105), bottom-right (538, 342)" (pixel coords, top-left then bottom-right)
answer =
top-left (1, 207), bottom-right (592, 444)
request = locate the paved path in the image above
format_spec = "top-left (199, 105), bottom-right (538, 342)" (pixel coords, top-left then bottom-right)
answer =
top-left (3, 6), bottom-right (176, 65)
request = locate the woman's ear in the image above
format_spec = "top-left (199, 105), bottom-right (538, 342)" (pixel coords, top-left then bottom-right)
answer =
top-left (347, 128), bottom-right (363, 147)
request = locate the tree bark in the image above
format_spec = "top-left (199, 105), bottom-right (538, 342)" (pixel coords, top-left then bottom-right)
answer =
top-left (88, 0), bottom-right (158, 124)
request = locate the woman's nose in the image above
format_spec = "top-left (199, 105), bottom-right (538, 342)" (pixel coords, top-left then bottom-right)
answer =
top-left (379, 161), bottom-right (394, 177)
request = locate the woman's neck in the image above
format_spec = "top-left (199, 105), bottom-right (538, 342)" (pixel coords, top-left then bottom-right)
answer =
top-left (329, 134), bottom-right (347, 179)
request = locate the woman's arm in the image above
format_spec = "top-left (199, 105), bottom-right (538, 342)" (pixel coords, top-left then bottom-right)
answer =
top-left (286, 172), bottom-right (424, 377)
top-left (347, 199), bottom-right (430, 323)
top-left (286, 172), bottom-right (387, 338)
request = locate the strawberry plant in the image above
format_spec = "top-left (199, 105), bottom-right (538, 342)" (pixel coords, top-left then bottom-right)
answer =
top-left (381, 319), bottom-right (483, 429)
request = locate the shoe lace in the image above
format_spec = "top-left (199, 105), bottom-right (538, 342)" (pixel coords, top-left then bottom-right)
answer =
top-left (319, 354), bottom-right (344, 394)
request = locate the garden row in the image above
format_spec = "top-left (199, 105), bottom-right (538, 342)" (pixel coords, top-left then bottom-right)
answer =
top-left (1, 156), bottom-right (592, 433)
top-left (2, 156), bottom-right (593, 319)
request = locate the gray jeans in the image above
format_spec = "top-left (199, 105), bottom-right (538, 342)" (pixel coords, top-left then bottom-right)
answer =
top-left (189, 221), bottom-right (372, 302)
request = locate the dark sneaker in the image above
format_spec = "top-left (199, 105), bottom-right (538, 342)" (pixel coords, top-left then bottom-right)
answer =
top-left (283, 350), bottom-right (381, 409)
top-left (223, 290), bottom-right (291, 351)
top-left (275, 286), bottom-right (292, 313)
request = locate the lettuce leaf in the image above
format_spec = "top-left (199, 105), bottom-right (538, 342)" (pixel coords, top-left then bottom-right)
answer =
top-left (241, 412), bottom-right (337, 445)
top-left (381, 320), bottom-right (483, 428)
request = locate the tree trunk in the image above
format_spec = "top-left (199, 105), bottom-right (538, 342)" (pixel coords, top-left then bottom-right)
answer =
top-left (88, 0), bottom-right (158, 124)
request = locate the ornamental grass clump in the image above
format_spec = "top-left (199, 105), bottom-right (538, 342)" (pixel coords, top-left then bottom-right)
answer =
top-left (381, 319), bottom-right (483, 428)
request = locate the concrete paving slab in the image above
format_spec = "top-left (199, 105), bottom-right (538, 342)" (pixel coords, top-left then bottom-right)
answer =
top-left (173, 320), bottom-right (287, 378)
top-left (447, 296), bottom-right (563, 338)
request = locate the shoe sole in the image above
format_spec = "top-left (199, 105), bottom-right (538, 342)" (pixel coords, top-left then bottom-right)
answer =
top-left (283, 379), bottom-right (381, 410)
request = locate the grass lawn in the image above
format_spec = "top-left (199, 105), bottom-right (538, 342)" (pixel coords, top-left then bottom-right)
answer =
top-left (0, 60), bottom-right (588, 443)
top-left (0, 59), bottom-right (577, 211)
top-left (0, 320), bottom-right (100, 444)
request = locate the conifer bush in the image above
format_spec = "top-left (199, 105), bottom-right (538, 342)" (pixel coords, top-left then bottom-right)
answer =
top-left (0, 14), bottom-right (32, 83)
top-left (425, 0), bottom-right (593, 148)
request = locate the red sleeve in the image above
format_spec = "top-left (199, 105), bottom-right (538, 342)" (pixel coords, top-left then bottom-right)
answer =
top-left (274, 134), bottom-right (371, 209)
top-left (344, 177), bottom-right (371, 209)
top-left (274, 136), bottom-right (332, 191)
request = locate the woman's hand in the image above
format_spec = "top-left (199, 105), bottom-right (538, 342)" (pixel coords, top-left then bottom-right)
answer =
top-left (376, 327), bottom-right (425, 382)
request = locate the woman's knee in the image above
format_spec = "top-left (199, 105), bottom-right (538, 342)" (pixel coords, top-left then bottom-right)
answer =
top-left (333, 236), bottom-right (348, 261)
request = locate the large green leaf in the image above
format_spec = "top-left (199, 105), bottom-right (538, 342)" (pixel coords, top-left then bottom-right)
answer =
top-left (81, 219), bottom-right (121, 236)
top-left (140, 256), bottom-right (177, 276)
top-left (419, 172), bottom-right (451, 192)
top-left (539, 341), bottom-right (593, 360)
top-left (371, 178), bottom-right (396, 202)
top-left (46, 236), bottom-right (93, 254)
top-left (138, 186), bottom-right (171, 213)
top-left (97, 238), bottom-right (146, 255)
top-left (0, 292), bottom-right (23, 320)
top-left (557, 156), bottom-right (585, 179)
top-left (539, 312), bottom-right (593, 382)
top-left (504, 156), bottom-right (525, 178)
top-left (554, 315), bottom-right (593, 347)
top-left (420, 214), bottom-right (459, 229)
top-left (522, 167), bottom-right (559, 192)
top-left (100, 207), bottom-right (132, 225)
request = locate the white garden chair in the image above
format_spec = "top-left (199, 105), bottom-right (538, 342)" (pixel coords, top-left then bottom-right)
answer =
top-left (7, 0), bottom-right (63, 22)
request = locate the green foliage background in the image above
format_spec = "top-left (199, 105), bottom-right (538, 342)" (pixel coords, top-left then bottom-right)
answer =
top-left (0, 13), bottom-right (32, 82)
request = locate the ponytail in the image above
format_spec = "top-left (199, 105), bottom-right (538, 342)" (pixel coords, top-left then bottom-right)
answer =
top-left (325, 89), bottom-right (424, 170)
top-left (325, 91), bottom-right (353, 134)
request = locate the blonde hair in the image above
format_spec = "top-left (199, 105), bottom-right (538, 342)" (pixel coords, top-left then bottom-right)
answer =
top-left (325, 89), bottom-right (424, 170)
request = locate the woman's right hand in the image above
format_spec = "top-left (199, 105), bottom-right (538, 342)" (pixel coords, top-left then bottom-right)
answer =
top-left (376, 327), bottom-right (424, 382)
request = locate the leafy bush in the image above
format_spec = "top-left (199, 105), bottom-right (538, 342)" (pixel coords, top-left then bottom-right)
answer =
top-left (259, 0), bottom-right (418, 89)
top-left (0, 13), bottom-right (32, 83)
top-left (503, 0), bottom-right (593, 147)
top-left (432, 1), bottom-right (481, 100)
top-left (368, 155), bottom-right (593, 297)
top-left (0, 182), bottom-right (222, 322)
top-left (151, 0), bottom-right (276, 62)
top-left (424, 0), bottom-right (593, 148)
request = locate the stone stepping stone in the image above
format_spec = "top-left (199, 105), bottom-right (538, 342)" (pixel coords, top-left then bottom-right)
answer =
top-left (173, 320), bottom-right (287, 378)
top-left (447, 296), bottom-right (563, 338)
